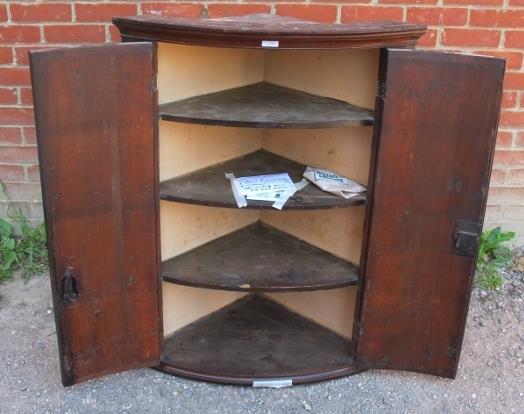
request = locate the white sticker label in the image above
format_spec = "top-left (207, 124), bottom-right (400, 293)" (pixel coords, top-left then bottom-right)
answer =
top-left (253, 378), bottom-right (292, 388)
top-left (261, 40), bottom-right (279, 48)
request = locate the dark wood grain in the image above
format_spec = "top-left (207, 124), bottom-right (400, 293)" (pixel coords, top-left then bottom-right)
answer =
top-left (159, 82), bottom-right (374, 128)
top-left (355, 49), bottom-right (505, 378)
top-left (162, 222), bottom-right (359, 292)
top-left (160, 150), bottom-right (367, 210)
top-left (160, 295), bottom-right (361, 384)
top-left (113, 13), bottom-right (426, 49)
top-left (30, 43), bottom-right (161, 386)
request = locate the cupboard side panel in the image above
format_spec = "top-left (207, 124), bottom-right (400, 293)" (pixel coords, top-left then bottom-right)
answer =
top-left (30, 44), bottom-right (161, 386)
top-left (157, 43), bottom-right (264, 104)
top-left (356, 49), bottom-right (504, 378)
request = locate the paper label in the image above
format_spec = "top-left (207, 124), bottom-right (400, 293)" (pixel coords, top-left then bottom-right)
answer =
top-left (225, 172), bottom-right (305, 209)
top-left (303, 167), bottom-right (366, 199)
top-left (235, 173), bottom-right (294, 197)
top-left (261, 40), bottom-right (279, 48)
top-left (253, 378), bottom-right (292, 388)
top-left (225, 173), bottom-right (248, 208)
top-left (313, 169), bottom-right (350, 185)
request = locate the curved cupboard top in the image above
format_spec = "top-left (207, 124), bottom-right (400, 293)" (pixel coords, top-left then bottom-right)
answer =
top-left (113, 13), bottom-right (426, 49)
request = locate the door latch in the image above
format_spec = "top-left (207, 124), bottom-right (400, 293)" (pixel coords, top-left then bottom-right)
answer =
top-left (377, 81), bottom-right (387, 99)
top-left (452, 220), bottom-right (482, 257)
top-left (60, 267), bottom-right (79, 301)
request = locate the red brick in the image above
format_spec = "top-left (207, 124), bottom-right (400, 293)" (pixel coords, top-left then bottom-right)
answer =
top-left (497, 131), bottom-right (513, 147)
top-left (406, 7), bottom-right (467, 25)
top-left (208, 4), bottom-right (271, 19)
top-left (441, 29), bottom-right (500, 47)
top-left (15, 46), bottom-right (55, 65)
top-left (10, 3), bottom-right (71, 22)
top-left (141, 3), bottom-right (203, 18)
top-left (515, 132), bottom-right (524, 147)
top-left (473, 51), bottom-right (522, 70)
top-left (76, 3), bottom-right (137, 22)
top-left (470, 10), bottom-right (524, 28)
top-left (500, 111), bottom-right (524, 127)
top-left (508, 169), bottom-right (524, 184)
top-left (0, 26), bottom-right (41, 43)
top-left (0, 5), bottom-right (6, 22)
top-left (501, 91), bottom-right (517, 109)
top-left (505, 31), bottom-right (524, 48)
top-left (504, 72), bottom-right (524, 90)
top-left (380, 0), bottom-right (436, 4)
top-left (0, 108), bottom-right (34, 125)
top-left (0, 87), bottom-right (17, 104)
top-left (0, 127), bottom-right (21, 145)
top-left (316, 0), bottom-right (370, 3)
top-left (0, 146), bottom-right (38, 164)
top-left (1, 182), bottom-right (42, 201)
top-left (20, 88), bottom-right (32, 106)
top-left (0, 67), bottom-right (30, 86)
top-left (0, 165), bottom-right (25, 182)
top-left (23, 127), bottom-right (37, 145)
top-left (276, 5), bottom-right (338, 23)
top-left (26, 165), bottom-right (40, 182)
top-left (0, 47), bottom-right (12, 64)
top-left (444, 0), bottom-right (502, 5)
top-left (109, 25), bottom-right (121, 42)
top-left (489, 168), bottom-right (507, 185)
top-left (341, 6), bottom-right (404, 23)
top-left (493, 149), bottom-right (524, 164)
top-left (44, 25), bottom-right (106, 43)
top-left (519, 94), bottom-right (524, 108)
top-left (417, 28), bottom-right (438, 47)
top-left (509, 0), bottom-right (524, 5)
top-left (487, 187), bottom-right (524, 204)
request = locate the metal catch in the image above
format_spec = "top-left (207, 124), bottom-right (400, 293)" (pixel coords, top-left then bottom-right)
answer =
top-left (60, 267), bottom-right (79, 301)
top-left (452, 220), bottom-right (482, 257)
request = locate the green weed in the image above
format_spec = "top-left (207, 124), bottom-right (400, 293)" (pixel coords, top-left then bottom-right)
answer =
top-left (475, 227), bottom-right (515, 291)
top-left (0, 179), bottom-right (48, 286)
top-left (0, 213), bottom-right (47, 284)
top-left (0, 217), bottom-right (17, 282)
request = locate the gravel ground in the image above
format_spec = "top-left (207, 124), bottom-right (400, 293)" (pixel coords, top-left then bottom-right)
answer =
top-left (0, 256), bottom-right (523, 414)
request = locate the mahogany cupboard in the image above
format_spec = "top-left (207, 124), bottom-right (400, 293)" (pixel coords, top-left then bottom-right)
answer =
top-left (29, 14), bottom-right (505, 387)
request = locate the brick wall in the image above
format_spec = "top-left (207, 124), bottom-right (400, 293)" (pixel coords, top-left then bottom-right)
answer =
top-left (1, 1), bottom-right (523, 242)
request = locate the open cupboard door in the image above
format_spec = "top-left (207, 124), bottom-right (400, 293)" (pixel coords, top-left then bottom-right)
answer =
top-left (30, 43), bottom-right (161, 386)
top-left (355, 49), bottom-right (504, 378)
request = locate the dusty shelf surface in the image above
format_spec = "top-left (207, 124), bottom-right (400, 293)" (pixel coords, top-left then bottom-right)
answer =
top-left (162, 222), bottom-right (359, 292)
top-left (159, 150), bottom-right (367, 210)
top-left (159, 82), bottom-right (374, 128)
top-left (160, 294), bottom-right (359, 383)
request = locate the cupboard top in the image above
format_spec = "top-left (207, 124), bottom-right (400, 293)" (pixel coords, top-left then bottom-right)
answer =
top-left (113, 13), bottom-right (426, 49)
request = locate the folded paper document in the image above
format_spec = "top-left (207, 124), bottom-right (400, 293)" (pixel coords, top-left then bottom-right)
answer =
top-left (225, 172), bottom-right (308, 210)
top-left (303, 167), bottom-right (366, 199)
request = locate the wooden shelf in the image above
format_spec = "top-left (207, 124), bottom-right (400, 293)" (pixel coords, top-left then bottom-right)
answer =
top-left (159, 150), bottom-right (367, 210)
top-left (160, 295), bottom-right (362, 384)
top-left (159, 82), bottom-right (374, 128)
top-left (162, 222), bottom-right (359, 292)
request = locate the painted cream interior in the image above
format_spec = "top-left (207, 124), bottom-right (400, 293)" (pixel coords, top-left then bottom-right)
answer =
top-left (158, 43), bottom-right (377, 339)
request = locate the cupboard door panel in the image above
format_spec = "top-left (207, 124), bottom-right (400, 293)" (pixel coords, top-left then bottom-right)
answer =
top-left (355, 49), bottom-right (504, 378)
top-left (30, 43), bottom-right (161, 386)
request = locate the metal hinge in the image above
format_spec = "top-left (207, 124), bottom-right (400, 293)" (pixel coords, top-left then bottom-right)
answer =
top-left (377, 81), bottom-right (387, 99)
top-left (253, 378), bottom-right (293, 388)
top-left (353, 319), bottom-right (362, 338)
top-left (150, 75), bottom-right (157, 93)
top-left (452, 220), bottom-right (482, 257)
